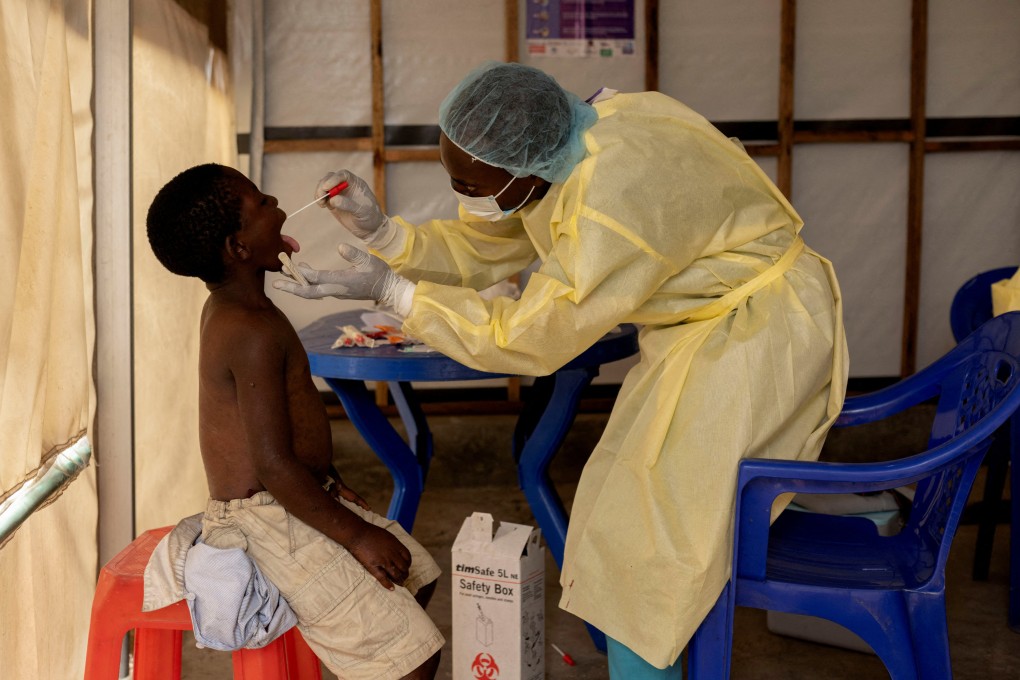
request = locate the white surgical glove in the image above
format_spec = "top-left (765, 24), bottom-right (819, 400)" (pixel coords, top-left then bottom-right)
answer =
top-left (273, 244), bottom-right (416, 316)
top-left (316, 171), bottom-right (396, 249)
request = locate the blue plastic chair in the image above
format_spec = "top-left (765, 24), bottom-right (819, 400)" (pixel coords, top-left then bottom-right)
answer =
top-left (688, 311), bottom-right (1020, 679)
top-left (949, 266), bottom-right (1019, 628)
top-left (950, 266), bottom-right (1017, 343)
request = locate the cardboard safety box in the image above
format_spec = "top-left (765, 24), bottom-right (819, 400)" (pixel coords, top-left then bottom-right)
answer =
top-left (452, 512), bottom-right (545, 680)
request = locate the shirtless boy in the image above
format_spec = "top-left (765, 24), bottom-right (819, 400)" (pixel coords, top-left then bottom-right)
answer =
top-left (146, 163), bottom-right (443, 679)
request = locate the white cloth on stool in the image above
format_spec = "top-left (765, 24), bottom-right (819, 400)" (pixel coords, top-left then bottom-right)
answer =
top-left (143, 513), bottom-right (297, 650)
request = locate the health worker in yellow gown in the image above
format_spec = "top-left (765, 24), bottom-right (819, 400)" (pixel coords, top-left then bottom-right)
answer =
top-left (275, 61), bottom-right (849, 678)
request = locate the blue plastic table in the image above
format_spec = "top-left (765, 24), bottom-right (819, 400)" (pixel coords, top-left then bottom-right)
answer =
top-left (298, 310), bottom-right (639, 572)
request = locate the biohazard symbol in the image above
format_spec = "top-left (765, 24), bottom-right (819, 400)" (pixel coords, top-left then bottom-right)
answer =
top-left (471, 652), bottom-right (500, 679)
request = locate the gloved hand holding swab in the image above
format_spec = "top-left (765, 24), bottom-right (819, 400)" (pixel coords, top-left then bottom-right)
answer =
top-left (288, 180), bottom-right (349, 218)
top-left (312, 171), bottom-right (390, 241)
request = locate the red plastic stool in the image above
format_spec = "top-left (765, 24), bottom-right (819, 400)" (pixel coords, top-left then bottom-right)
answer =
top-left (84, 526), bottom-right (321, 679)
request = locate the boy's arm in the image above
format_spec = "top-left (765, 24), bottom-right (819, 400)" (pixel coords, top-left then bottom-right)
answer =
top-left (230, 319), bottom-right (408, 589)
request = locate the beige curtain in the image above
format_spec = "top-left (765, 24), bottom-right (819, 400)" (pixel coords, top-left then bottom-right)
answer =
top-left (0, 1), bottom-right (97, 678)
top-left (132, 0), bottom-right (236, 532)
top-left (0, 0), bottom-right (235, 676)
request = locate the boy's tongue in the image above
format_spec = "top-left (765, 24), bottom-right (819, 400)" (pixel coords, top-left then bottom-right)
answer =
top-left (282, 234), bottom-right (300, 253)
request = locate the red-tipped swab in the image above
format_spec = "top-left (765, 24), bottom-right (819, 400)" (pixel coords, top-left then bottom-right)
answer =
top-left (551, 643), bottom-right (575, 666)
top-left (288, 180), bottom-right (349, 217)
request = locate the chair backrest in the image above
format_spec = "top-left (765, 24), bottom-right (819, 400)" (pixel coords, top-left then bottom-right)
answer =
top-left (913, 350), bottom-right (1015, 579)
top-left (950, 266), bottom-right (1018, 342)
top-left (906, 336), bottom-right (1020, 583)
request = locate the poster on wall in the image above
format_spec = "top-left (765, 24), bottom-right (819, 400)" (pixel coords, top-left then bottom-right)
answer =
top-left (526, 0), bottom-right (636, 58)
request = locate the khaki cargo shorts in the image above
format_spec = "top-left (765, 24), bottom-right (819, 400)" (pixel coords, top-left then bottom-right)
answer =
top-left (202, 492), bottom-right (444, 679)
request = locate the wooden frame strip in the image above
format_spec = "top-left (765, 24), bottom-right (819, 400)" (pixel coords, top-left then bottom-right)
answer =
top-left (505, 0), bottom-right (519, 63)
top-left (743, 144), bottom-right (783, 157)
top-left (645, 0), bottom-right (659, 92)
top-left (777, 0), bottom-right (796, 198)
top-left (901, 0), bottom-right (928, 376)
top-left (370, 0), bottom-right (390, 407)
top-left (926, 139), bottom-right (1020, 153)
top-left (793, 130), bottom-right (914, 144)
top-left (505, 0), bottom-right (521, 402)
top-left (370, 0), bottom-right (386, 209)
top-left (263, 138), bottom-right (374, 153)
top-left (257, 121), bottom-right (1016, 156)
top-left (383, 147), bottom-right (442, 162)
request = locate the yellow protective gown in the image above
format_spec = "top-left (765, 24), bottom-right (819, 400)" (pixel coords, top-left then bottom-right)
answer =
top-left (992, 267), bottom-right (1020, 317)
top-left (377, 92), bottom-right (849, 668)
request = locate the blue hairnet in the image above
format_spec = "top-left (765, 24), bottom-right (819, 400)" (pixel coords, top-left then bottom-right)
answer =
top-left (439, 62), bottom-right (598, 184)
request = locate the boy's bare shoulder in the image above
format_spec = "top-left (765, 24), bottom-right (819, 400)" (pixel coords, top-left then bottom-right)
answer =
top-left (201, 296), bottom-right (293, 359)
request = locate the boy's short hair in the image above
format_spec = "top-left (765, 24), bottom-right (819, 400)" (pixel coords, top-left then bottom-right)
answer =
top-left (146, 163), bottom-right (243, 283)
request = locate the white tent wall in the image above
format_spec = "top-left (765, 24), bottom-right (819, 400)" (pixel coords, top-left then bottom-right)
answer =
top-left (795, 144), bottom-right (910, 375)
top-left (917, 0), bottom-right (1020, 368)
top-left (784, 2), bottom-right (912, 377)
top-left (920, 151), bottom-right (1020, 366)
top-left (248, 0), bottom-right (1019, 384)
top-left (659, 0), bottom-right (780, 122)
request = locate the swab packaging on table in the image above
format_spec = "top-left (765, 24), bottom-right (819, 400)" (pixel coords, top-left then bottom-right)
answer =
top-left (451, 512), bottom-right (544, 680)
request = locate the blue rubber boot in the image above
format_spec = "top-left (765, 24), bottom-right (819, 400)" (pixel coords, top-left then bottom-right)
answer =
top-left (606, 635), bottom-right (682, 680)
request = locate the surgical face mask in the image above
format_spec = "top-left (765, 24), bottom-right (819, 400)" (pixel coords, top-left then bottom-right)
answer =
top-left (454, 175), bottom-right (535, 222)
